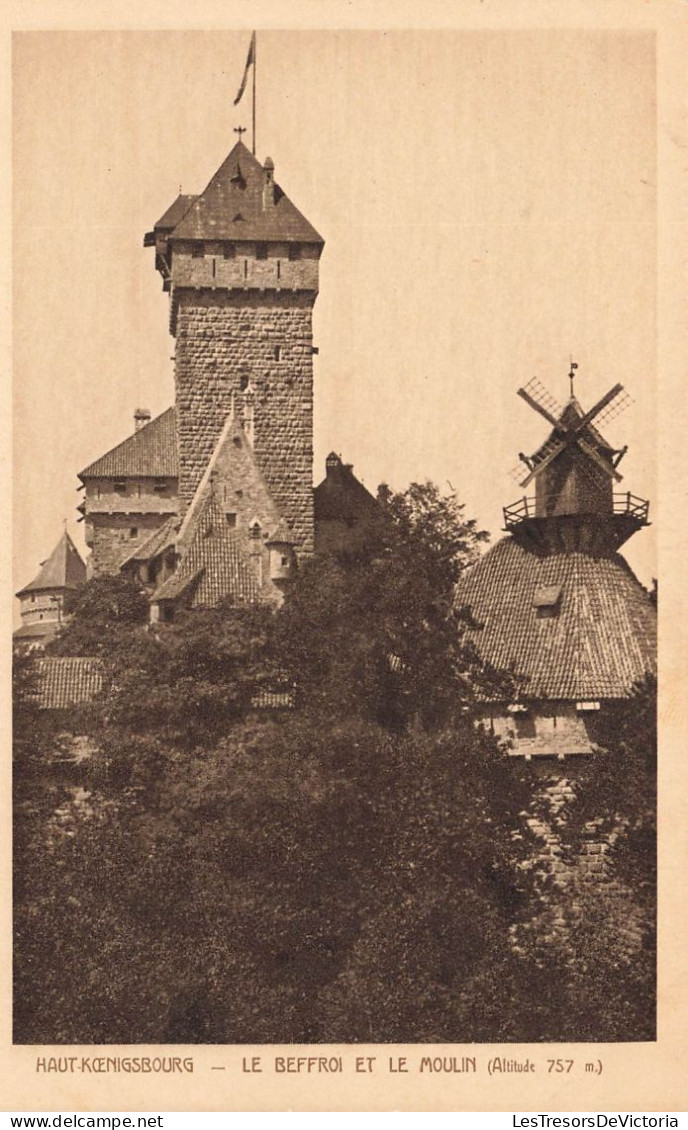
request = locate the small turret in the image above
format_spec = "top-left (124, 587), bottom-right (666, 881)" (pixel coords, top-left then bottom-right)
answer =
top-left (266, 520), bottom-right (296, 583)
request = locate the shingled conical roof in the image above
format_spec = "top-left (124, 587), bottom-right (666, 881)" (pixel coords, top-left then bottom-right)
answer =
top-left (16, 531), bottom-right (86, 596)
top-left (454, 538), bottom-right (656, 700)
top-left (168, 141), bottom-right (323, 244)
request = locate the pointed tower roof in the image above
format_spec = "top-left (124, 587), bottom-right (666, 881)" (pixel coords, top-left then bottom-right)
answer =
top-left (16, 532), bottom-right (87, 596)
top-left (168, 141), bottom-right (323, 244)
top-left (79, 407), bottom-right (178, 479)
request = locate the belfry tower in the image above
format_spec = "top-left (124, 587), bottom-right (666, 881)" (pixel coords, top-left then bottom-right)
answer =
top-left (145, 139), bottom-right (324, 554)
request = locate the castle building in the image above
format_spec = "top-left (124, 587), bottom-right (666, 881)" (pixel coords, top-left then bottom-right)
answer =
top-left (73, 138), bottom-right (377, 615)
top-left (14, 530), bottom-right (87, 650)
top-left (78, 407), bottom-right (178, 577)
top-left (454, 375), bottom-right (657, 759)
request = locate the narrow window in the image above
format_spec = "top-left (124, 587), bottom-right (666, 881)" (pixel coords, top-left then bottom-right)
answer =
top-left (130, 527), bottom-right (138, 539)
top-left (274, 345), bottom-right (282, 362)
top-left (250, 522), bottom-right (261, 539)
top-left (114, 480), bottom-right (126, 495)
top-left (289, 244), bottom-right (301, 261)
top-left (226, 513), bottom-right (237, 528)
top-left (243, 259), bottom-right (248, 279)
top-left (236, 489), bottom-right (243, 499)
top-left (212, 258), bottom-right (216, 278)
top-left (240, 373), bottom-right (250, 391)
top-left (192, 242), bottom-right (204, 258)
top-left (256, 243), bottom-right (268, 260)
top-left (31, 594), bottom-right (35, 603)
top-left (281, 555), bottom-right (289, 567)
top-left (276, 260), bottom-right (281, 280)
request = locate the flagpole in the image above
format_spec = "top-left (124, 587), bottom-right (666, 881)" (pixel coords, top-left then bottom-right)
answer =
top-left (252, 32), bottom-right (257, 155)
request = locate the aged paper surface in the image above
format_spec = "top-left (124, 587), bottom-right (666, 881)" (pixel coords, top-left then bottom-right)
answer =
top-left (4, 0), bottom-right (688, 1113)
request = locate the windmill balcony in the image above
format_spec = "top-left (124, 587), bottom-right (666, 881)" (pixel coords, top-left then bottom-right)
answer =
top-left (503, 492), bottom-right (650, 531)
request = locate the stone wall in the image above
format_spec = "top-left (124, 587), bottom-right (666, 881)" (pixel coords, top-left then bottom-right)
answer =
top-left (19, 590), bottom-right (64, 627)
top-left (174, 290), bottom-right (315, 553)
top-left (87, 513), bottom-right (174, 577)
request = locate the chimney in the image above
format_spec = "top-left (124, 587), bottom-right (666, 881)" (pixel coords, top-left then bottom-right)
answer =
top-left (134, 408), bottom-right (151, 432)
top-left (262, 157), bottom-right (275, 211)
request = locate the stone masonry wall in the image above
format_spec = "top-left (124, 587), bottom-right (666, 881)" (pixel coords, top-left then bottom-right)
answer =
top-left (89, 513), bottom-right (173, 577)
top-left (174, 290), bottom-right (315, 554)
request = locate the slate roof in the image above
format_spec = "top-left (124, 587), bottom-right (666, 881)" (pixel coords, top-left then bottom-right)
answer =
top-left (167, 141), bottom-right (323, 244)
top-left (314, 454), bottom-right (379, 523)
top-left (152, 494), bottom-right (259, 607)
top-left (154, 194), bottom-right (197, 231)
top-left (32, 657), bottom-right (103, 710)
top-left (16, 532), bottom-right (87, 596)
top-left (79, 407), bottom-right (178, 479)
top-left (454, 537), bottom-right (656, 700)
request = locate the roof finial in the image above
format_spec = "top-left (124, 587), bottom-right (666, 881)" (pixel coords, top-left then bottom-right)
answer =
top-left (234, 125), bottom-right (247, 141)
top-left (568, 358), bottom-right (578, 397)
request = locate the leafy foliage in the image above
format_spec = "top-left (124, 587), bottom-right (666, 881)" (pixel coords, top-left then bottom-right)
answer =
top-left (12, 482), bottom-right (655, 1043)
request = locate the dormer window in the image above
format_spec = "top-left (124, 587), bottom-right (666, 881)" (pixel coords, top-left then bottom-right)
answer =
top-left (256, 243), bottom-right (268, 260)
top-left (533, 583), bottom-right (562, 619)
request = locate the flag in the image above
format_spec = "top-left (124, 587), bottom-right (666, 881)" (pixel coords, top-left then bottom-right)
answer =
top-left (234, 32), bottom-right (256, 106)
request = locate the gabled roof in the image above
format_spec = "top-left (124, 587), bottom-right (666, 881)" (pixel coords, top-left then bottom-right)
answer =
top-left (454, 537), bottom-right (656, 700)
top-left (16, 532), bottom-right (87, 596)
top-left (79, 407), bottom-right (178, 479)
top-left (152, 493), bottom-right (258, 607)
top-left (167, 141), bottom-right (323, 244)
top-left (177, 409), bottom-right (282, 548)
top-left (314, 453), bottom-right (379, 523)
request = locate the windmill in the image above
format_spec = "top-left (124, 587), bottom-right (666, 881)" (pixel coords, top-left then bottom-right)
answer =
top-left (455, 363), bottom-right (655, 759)
top-left (503, 367), bottom-right (647, 553)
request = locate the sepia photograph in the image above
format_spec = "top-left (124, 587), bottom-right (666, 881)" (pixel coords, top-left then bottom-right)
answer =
top-left (12, 24), bottom-right (661, 1058)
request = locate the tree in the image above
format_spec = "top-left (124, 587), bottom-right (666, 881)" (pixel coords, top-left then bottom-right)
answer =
top-left (48, 573), bottom-right (149, 656)
top-left (275, 481), bottom-right (505, 729)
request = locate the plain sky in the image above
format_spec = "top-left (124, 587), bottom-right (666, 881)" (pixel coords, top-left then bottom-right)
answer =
top-left (13, 29), bottom-right (657, 599)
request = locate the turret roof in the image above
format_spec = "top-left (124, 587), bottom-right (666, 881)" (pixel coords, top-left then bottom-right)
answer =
top-left (314, 453), bottom-right (379, 523)
top-left (165, 141), bottom-right (323, 244)
top-left (16, 531), bottom-right (87, 596)
top-left (79, 407), bottom-right (178, 479)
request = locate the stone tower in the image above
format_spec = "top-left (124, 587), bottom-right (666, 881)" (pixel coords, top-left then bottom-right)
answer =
top-left (145, 140), bottom-right (324, 554)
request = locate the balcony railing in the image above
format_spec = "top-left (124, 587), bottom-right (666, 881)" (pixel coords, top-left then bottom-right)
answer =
top-left (503, 492), bottom-right (650, 530)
